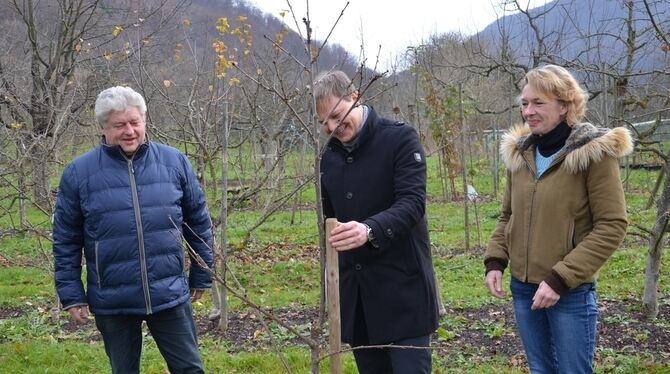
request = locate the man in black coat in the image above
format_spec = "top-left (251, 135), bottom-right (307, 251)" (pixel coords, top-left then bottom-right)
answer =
top-left (314, 70), bottom-right (439, 373)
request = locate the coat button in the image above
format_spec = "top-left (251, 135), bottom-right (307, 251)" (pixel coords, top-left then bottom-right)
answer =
top-left (345, 192), bottom-right (353, 199)
top-left (346, 156), bottom-right (354, 163)
top-left (386, 228), bottom-right (394, 237)
top-left (354, 264), bottom-right (362, 271)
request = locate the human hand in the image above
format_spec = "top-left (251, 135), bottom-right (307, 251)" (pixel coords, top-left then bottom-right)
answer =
top-left (67, 305), bottom-right (90, 324)
top-left (531, 281), bottom-right (560, 310)
top-left (190, 289), bottom-right (205, 302)
top-left (328, 221), bottom-right (367, 251)
top-left (485, 270), bottom-right (506, 298)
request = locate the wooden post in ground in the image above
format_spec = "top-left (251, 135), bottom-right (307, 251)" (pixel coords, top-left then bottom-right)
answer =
top-left (325, 218), bottom-right (342, 374)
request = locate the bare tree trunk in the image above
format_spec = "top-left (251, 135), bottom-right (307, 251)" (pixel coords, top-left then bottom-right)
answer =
top-left (642, 158), bottom-right (670, 319)
top-left (214, 100), bottom-right (230, 331)
top-left (645, 167), bottom-right (664, 210)
top-left (16, 138), bottom-right (28, 229)
top-left (492, 118), bottom-right (500, 196)
top-left (458, 84), bottom-right (470, 250)
top-left (438, 137), bottom-right (448, 200)
top-left (32, 141), bottom-right (51, 207)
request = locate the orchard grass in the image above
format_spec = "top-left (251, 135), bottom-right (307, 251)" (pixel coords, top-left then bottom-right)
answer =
top-left (0, 159), bottom-right (668, 372)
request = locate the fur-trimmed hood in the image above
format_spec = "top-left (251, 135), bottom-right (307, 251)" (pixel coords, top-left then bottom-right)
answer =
top-left (501, 122), bottom-right (634, 174)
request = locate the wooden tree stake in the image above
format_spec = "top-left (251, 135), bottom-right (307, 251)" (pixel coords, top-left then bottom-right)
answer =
top-left (325, 218), bottom-right (342, 374)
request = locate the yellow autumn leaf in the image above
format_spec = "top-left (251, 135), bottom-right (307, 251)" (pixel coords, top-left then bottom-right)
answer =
top-left (216, 17), bottom-right (229, 33)
top-left (182, 18), bottom-right (192, 26)
top-left (218, 55), bottom-right (232, 69)
top-left (103, 51), bottom-right (113, 60)
top-left (256, 68), bottom-right (263, 76)
top-left (163, 80), bottom-right (172, 88)
top-left (212, 40), bottom-right (226, 53)
top-left (228, 77), bottom-right (240, 86)
top-left (112, 26), bottom-right (123, 37)
top-left (237, 15), bottom-right (247, 23)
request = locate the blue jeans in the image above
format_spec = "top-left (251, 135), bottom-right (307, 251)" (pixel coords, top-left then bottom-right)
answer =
top-left (511, 277), bottom-right (597, 374)
top-left (94, 301), bottom-right (204, 374)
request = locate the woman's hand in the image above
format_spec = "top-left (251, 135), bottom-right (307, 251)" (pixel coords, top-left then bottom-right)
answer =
top-left (531, 281), bottom-right (560, 310)
top-left (485, 270), bottom-right (507, 298)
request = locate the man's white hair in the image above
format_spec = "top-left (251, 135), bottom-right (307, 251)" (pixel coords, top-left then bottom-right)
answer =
top-left (94, 86), bottom-right (147, 126)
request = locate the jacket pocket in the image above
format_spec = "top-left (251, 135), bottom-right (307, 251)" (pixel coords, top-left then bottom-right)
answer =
top-left (94, 241), bottom-right (102, 288)
top-left (504, 215), bottom-right (514, 249)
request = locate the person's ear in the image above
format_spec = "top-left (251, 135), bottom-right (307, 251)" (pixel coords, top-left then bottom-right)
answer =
top-left (350, 90), bottom-right (360, 103)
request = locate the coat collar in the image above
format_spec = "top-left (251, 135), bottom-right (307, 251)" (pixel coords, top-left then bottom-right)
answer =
top-left (100, 135), bottom-right (150, 161)
top-left (501, 122), bottom-right (634, 174)
top-left (328, 105), bottom-right (378, 153)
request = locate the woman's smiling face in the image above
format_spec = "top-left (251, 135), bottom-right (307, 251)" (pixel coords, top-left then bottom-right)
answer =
top-left (520, 84), bottom-right (567, 135)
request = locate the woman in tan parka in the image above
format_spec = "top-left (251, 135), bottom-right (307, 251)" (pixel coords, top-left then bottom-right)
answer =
top-left (484, 65), bottom-right (633, 374)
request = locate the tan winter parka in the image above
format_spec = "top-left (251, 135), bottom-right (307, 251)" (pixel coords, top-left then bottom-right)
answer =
top-left (485, 122), bottom-right (633, 292)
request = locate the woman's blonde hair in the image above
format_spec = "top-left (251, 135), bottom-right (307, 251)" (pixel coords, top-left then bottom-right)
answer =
top-left (523, 65), bottom-right (589, 125)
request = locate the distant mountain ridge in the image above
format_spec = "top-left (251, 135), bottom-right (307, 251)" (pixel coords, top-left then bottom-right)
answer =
top-left (478, 0), bottom-right (669, 71)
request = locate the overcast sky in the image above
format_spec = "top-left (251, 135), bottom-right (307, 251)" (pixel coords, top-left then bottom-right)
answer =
top-left (247, 0), bottom-right (550, 69)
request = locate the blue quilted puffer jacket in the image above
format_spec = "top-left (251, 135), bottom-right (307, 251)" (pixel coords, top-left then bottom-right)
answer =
top-left (53, 140), bottom-right (214, 315)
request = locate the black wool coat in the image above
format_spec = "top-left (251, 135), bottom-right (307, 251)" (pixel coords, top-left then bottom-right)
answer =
top-left (320, 106), bottom-right (439, 344)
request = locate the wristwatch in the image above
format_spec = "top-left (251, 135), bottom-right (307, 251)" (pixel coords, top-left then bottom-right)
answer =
top-left (363, 223), bottom-right (375, 242)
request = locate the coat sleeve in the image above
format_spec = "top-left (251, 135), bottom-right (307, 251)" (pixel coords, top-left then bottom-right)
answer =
top-left (552, 155), bottom-right (628, 288)
top-left (484, 170), bottom-right (511, 273)
top-left (179, 154), bottom-right (214, 289)
top-left (363, 127), bottom-right (427, 250)
top-left (52, 164), bottom-right (87, 309)
top-left (321, 178), bottom-right (335, 219)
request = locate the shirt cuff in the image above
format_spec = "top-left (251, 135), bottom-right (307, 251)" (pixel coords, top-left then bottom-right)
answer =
top-left (484, 257), bottom-right (508, 275)
top-left (544, 270), bottom-right (569, 295)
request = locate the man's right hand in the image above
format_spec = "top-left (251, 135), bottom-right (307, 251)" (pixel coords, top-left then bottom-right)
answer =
top-left (67, 305), bottom-right (90, 324)
top-left (485, 270), bottom-right (507, 298)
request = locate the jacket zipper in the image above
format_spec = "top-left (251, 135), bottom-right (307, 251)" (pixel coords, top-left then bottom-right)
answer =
top-left (520, 148), bottom-right (567, 282)
top-left (127, 157), bottom-right (152, 314)
top-left (520, 153), bottom-right (535, 282)
top-left (95, 241), bottom-right (101, 287)
top-left (525, 181), bottom-right (537, 282)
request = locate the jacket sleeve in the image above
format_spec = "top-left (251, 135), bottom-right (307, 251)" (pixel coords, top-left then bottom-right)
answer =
top-left (552, 155), bottom-right (628, 288)
top-left (179, 154), bottom-right (214, 289)
top-left (52, 164), bottom-right (87, 309)
top-left (364, 127), bottom-right (426, 251)
top-left (484, 170), bottom-right (511, 273)
top-left (321, 178), bottom-right (335, 219)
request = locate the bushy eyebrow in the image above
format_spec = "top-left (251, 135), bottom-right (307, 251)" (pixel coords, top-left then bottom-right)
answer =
top-left (318, 107), bottom-right (343, 124)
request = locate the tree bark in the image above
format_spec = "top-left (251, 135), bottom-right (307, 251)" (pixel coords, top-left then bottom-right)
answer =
top-left (642, 159), bottom-right (670, 319)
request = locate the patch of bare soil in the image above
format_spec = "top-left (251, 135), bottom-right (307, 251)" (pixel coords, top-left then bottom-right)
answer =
top-left (3, 297), bottom-right (667, 367)
top-left (193, 297), bottom-right (669, 364)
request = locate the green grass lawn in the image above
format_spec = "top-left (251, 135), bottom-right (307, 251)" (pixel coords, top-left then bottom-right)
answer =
top-left (0, 162), bottom-right (668, 372)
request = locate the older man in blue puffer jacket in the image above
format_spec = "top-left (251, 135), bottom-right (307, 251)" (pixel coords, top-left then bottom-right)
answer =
top-left (53, 86), bottom-right (213, 374)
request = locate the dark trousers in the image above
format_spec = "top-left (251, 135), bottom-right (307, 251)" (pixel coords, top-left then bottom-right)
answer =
top-left (351, 299), bottom-right (432, 374)
top-left (94, 301), bottom-right (204, 374)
